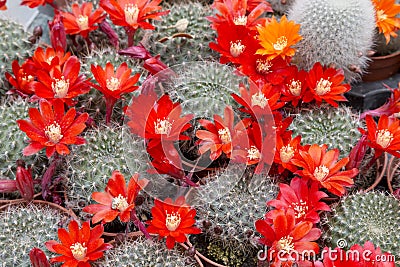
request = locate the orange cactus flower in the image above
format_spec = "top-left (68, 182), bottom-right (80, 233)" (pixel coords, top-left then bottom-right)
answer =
top-left (83, 171), bottom-right (148, 224)
top-left (292, 144), bottom-right (359, 196)
top-left (281, 65), bottom-right (308, 107)
top-left (304, 62), bottom-right (350, 107)
top-left (5, 60), bottom-right (35, 96)
top-left (255, 209), bottom-right (321, 266)
top-left (29, 46), bottom-right (71, 73)
top-left (360, 115), bottom-right (400, 158)
top-left (45, 220), bottom-right (112, 266)
top-left (21, 0), bottom-right (52, 8)
top-left (61, 2), bottom-right (106, 38)
top-left (256, 15), bottom-right (302, 60)
top-left (147, 196), bottom-right (201, 249)
top-left (372, 0), bottom-right (400, 43)
top-left (17, 99), bottom-right (88, 158)
top-left (274, 135), bottom-right (302, 173)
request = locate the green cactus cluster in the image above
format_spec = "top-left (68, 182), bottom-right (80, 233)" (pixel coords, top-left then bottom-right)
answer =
top-left (325, 191), bottom-right (400, 257)
top-left (0, 202), bottom-right (70, 266)
top-left (287, 0), bottom-right (376, 82)
top-left (206, 240), bottom-right (258, 267)
top-left (96, 236), bottom-right (199, 267)
top-left (0, 18), bottom-right (33, 95)
top-left (289, 104), bottom-right (362, 158)
top-left (0, 98), bottom-right (46, 184)
top-left (140, 2), bottom-right (217, 66)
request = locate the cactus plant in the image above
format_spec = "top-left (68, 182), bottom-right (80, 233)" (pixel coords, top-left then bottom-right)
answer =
top-left (194, 166), bottom-right (277, 266)
top-left (287, 0), bottom-right (376, 82)
top-left (0, 18), bottom-right (33, 94)
top-left (140, 2), bottom-right (217, 66)
top-left (269, 0), bottom-right (295, 15)
top-left (0, 202), bottom-right (71, 266)
top-left (289, 104), bottom-right (362, 158)
top-left (96, 236), bottom-right (198, 267)
top-left (325, 191), bottom-right (400, 257)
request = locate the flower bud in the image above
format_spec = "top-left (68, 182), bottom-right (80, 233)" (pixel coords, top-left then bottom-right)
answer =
top-left (16, 159), bottom-right (34, 202)
top-left (29, 248), bottom-right (50, 267)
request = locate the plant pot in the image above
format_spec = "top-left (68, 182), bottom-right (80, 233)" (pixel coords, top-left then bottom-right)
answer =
top-left (362, 50), bottom-right (400, 82)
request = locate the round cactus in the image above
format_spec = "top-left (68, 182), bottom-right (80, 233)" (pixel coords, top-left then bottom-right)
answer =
top-left (287, 0), bottom-right (376, 82)
top-left (96, 236), bottom-right (199, 267)
top-left (269, 0), bottom-right (295, 14)
top-left (0, 18), bottom-right (34, 94)
top-left (140, 2), bottom-right (217, 66)
top-left (289, 104), bottom-right (362, 158)
top-left (325, 191), bottom-right (400, 257)
top-left (0, 202), bottom-right (71, 266)
top-left (0, 98), bottom-right (46, 182)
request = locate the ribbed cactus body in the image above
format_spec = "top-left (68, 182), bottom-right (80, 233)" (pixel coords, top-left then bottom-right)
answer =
top-left (97, 237), bottom-right (198, 267)
top-left (326, 192), bottom-right (400, 257)
top-left (289, 104), bottom-right (361, 157)
top-left (287, 0), bottom-right (376, 82)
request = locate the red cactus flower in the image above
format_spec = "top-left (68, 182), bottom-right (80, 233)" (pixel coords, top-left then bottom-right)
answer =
top-left (281, 65), bottom-right (308, 107)
top-left (0, 0), bottom-right (6, 10)
top-left (208, 0), bottom-right (272, 30)
top-left (5, 60), bottom-right (35, 96)
top-left (125, 94), bottom-right (193, 149)
top-left (45, 220), bottom-right (112, 266)
top-left (29, 46), bottom-right (71, 72)
top-left (17, 99), bottom-right (88, 158)
top-left (267, 178), bottom-right (331, 224)
top-left (83, 171), bottom-right (148, 224)
top-left (255, 208), bottom-right (321, 266)
top-left (304, 62), bottom-right (350, 107)
top-left (21, 0), bottom-right (53, 8)
top-left (292, 144), bottom-right (359, 196)
top-left (360, 115), bottom-right (400, 158)
top-left (147, 196), bottom-right (201, 249)
top-left (61, 2), bottom-right (106, 38)
top-left (33, 56), bottom-right (90, 106)
top-left (274, 134), bottom-right (302, 173)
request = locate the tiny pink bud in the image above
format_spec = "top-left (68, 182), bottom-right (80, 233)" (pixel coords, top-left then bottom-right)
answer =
top-left (119, 43), bottom-right (152, 59)
top-left (29, 248), bottom-right (50, 267)
top-left (16, 160), bottom-right (34, 201)
top-left (143, 55), bottom-right (170, 75)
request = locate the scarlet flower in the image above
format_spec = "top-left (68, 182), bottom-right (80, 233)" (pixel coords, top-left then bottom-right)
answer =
top-left (292, 144), bottom-right (359, 196)
top-left (100, 0), bottom-right (169, 31)
top-left (256, 15), bottom-right (302, 60)
top-left (21, 0), bottom-right (53, 8)
top-left (91, 62), bottom-right (140, 124)
top-left (304, 62), bottom-right (350, 107)
top-left (255, 209), bottom-right (321, 266)
top-left (372, 0), bottom-right (400, 43)
top-left (360, 115), bottom-right (400, 158)
top-left (0, 0), bottom-right (6, 10)
top-left (267, 178), bottom-right (331, 224)
top-left (29, 46), bottom-right (71, 73)
top-left (33, 56), bottom-right (90, 106)
top-left (83, 171), bottom-right (148, 224)
top-left (45, 220), bottom-right (112, 266)
top-left (147, 196), bottom-right (201, 249)
top-left (315, 241), bottom-right (396, 267)
top-left (17, 99), bottom-right (88, 158)
top-left (61, 2), bottom-right (106, 38)
top-left (208, 0), bottom-right (272, 30)
top-left (281, 65), bottom-right (308, 107)
top-left (196, 106), bottom-right (239, 160)
top-left (274, 134), bottom-right (302, 173)
top-left (5, 60), bottom-right (35, 95)
top-left (125, 94), bottom-right (193, 148)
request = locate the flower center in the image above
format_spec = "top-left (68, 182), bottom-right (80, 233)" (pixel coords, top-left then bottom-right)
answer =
top-left (247, 146), bottom-right (261, 160)
top-left (289, 200), bottom-right (308, 219)
top-left (124, 4), bottom-right (139, 25)
top-left (76, 15), bottom-right (89, 30)
top-left (279, 145), bottom-right (294, 163)
top-left (218, 127), bottom-right (231, 144)
top-left (256, 59), bottom-right (272, 74)
top-left (46, 56), bottom-right (55, 64)
top-left (251, 92), bottom-right (268, 108)
top-left (45, 122), bottom-right (63, 144)
top-left (111, 194), bottom-right (129, 212)
top-left (165, 211), bottom-right (181, 231)
top-left (288, 80), bottom-right (302, 96)
top-left (230, 40), bottom-right (245, 57)
top-left (376, 9), bottom-right (387, 22)
top-left (22, 73), bottom-right (34, 83)
top-left (233, 15), bottom-right (247, 26)
top-left (70, 242), bottom-right (87, 261)
top-left (154, 118), bottom-right (173, 135)
top-left (276, 236), bottom-right (294, 254)
top-left (106, 77), bottom-right (120, 91)
top-left (52, 76), bottom-right (69, 98)
top-left (315, 78), bottom-right (332, 95)
top-left (313, 165), bottom-right (330, 181)
top-left (273, 36), bottom-right (288, 51)
top-left (376, 129), bottom-right (393, 148)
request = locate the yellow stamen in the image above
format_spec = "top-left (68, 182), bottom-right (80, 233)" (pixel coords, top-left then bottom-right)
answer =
top-left (273, 36), bottom-right (288, 51)
top-left (218, 127), bottom-right (231, 144)
top-left (165, 211), bottom-right (181, 231)
top-left (76, 15), bottom-right (89, 30)
top-left (233, 15), bottom-right (247, 26)
top-left (256, 59), bottom-right (272, 74)
top-left (313, 165), bottom-right (330, 181)
top-left (52, 76), bottom-right (69, 98)
top-left (111, 194), bottom-right (129, 212)
top-left (124, 4), bottom-right (139, 25)
top-left (315, 78), bottom-right (332, 95)
top-left (45, 122), bottom-right (63, 144)
top-left (106, 77), bottom-right (120, 91)
top-left (376, 129), bottom-right (393, 148)
top-left (230, 40), bottom-right (245, 57)
top-left (247, 146), bottom-right (261, 161)
top-left (279, 145), bottom-right (294, 163)
top-left (251, 92), bottom-right (268, 108)
top-left (70, 242), bottom-right (87, 261)
top-left (154, 118), bottom-right (173, 135)
top-left (288, 80), bottom-right (302, 96)
top-left (276, 236), bottom-right (294, 254)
